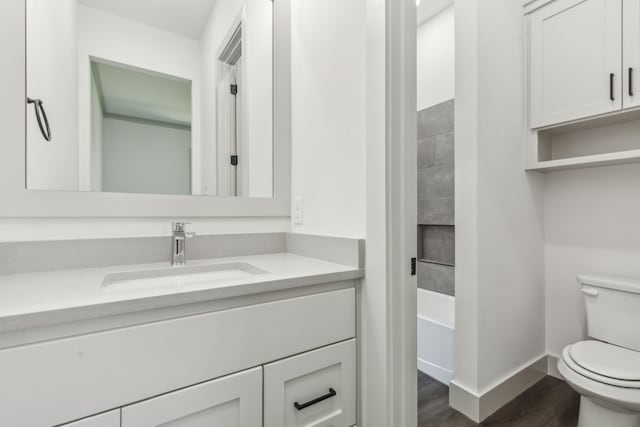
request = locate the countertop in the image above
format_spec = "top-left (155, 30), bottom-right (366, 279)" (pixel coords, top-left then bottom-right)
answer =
top-left (0, 253), bottom-right (363, 334)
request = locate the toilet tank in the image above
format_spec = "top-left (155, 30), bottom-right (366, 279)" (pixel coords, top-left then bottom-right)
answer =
top-left (579, 274), bottom-right (640, 352)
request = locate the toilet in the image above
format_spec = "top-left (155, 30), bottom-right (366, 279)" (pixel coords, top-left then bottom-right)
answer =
top-left (558, 274), bottom-right (640, 427)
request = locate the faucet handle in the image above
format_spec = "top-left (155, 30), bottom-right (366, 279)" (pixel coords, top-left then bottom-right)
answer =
top-left (172, 222), bottom-right (191, 232)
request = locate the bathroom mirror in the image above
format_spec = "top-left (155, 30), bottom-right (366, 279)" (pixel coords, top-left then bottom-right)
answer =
top-left (25, 0), bottom-right (274, 198)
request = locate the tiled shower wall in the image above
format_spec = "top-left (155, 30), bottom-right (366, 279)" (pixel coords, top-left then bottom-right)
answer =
top-left (417, 99), bottom-right (455, 296)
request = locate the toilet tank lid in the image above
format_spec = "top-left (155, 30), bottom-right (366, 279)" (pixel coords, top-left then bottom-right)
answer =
top-left (579, 274), bottom-right (640, 294)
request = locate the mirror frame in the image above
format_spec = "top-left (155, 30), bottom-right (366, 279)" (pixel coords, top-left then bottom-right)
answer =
top-left (0, 0), bottom-right (290, 217)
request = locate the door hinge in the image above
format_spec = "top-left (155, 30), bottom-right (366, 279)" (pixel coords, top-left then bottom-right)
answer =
top-left (411, 258), bottom-right (417, 276)
top-left (230, 155), bottom-right (238, 166)
top-left (230, 84), bottom-right (238, 95)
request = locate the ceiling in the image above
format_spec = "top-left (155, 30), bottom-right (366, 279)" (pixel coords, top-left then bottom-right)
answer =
top-left (79, 0), bottom-right (218, 39)
top-left (417, 0), bottom-right (453, 26)
top-left (92, 61), bottom-right (192, 127)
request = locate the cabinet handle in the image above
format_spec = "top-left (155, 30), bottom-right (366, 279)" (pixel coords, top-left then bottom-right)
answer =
top-left (610, 73), bottom-right (615, 101)
top-left (630, 68), bottom-right (634, 97)
top-left (293, 388), bottom-right (337, 411)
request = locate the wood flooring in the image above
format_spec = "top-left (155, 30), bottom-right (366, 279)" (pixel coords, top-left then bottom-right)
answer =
top-left (417, 371), bottom-right (580, 426)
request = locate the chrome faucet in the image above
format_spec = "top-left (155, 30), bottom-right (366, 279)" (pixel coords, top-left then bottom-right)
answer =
top-left (171, 222), bottom-right (196, 266)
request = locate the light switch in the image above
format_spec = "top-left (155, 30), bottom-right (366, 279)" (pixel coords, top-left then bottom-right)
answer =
top-left (293, 197), bottom-right (304, 225)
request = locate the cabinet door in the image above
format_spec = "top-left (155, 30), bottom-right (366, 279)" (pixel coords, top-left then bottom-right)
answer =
top-left (529, 0), bottom-right (622, 128)
top-left (264, 339), bottom-right (356, 427)
top-left (62, 410), bottom-right (120, 427)
top-left (121, 367), bottom-right (262, 427)
top-left (624, 0), bottom-right (640, 109)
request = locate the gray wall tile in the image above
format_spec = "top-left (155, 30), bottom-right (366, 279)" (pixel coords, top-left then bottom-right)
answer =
top-left (417, 99), bottom-right (455, 139)
top-left (419, 225), bottom-right (455, 266)
top-left (435, 132), bottom-right (454, 166)
top-left (417, 98), bottom-right (455, 297)
top-left (418, 137), bottom-right (437, 169)
top-left (418, 198), bottom-right (454, 225)
top-left (417, 261), bottom-right (455, 296)
top-left (418, 165), bottom-right (454, 200)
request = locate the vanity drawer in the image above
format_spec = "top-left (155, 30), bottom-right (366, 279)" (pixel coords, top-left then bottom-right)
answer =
top-left (0, 288), bottom-right (355, 427)
top-left (121, 367), bottom-right (262, 427)
top-left (264, 339), bottom-right (356, 427)
top-left (61, 410), bottom-right (120, 427)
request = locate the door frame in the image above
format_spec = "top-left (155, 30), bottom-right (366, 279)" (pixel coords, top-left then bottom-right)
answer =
top-left (363, 0), bottom-right (417, 425)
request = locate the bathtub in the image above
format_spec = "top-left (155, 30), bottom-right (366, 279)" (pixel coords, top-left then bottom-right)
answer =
top-left (417, 288), bottom-right (455, 385)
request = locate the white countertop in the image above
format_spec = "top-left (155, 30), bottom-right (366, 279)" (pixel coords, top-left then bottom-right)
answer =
top-left (0, 253), bottom-right (363, 333)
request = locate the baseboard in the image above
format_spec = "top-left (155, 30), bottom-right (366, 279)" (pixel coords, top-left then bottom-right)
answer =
top-left (418, 358), bottom-right (454, 385)
top-left (546, 354), bottom-right (562, 379)
top-left (449, 355), bottom-right (548, 422)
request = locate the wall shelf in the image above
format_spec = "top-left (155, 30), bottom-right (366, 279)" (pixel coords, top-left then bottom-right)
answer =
top-left (527, 149), bottom-right (640, 172)
top-left (527, 108), bottom-right (640, 173)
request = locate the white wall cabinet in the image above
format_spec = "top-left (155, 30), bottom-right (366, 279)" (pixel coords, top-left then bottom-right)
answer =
top-left (623, 0), bottom-right (640, 109)
top-left (525, 0), bottom-right (640, 171)
top-left (62, 411), bottom-right (120, 427)
top-left (122, 367), bottom-right (262, 427)
top-left (529, 0), bottom-right (622, 128)
top-left (264, 339), bottom-right (356, 427)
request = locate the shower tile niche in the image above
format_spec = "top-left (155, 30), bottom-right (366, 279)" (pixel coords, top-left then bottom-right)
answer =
top-left (417, 99), bottom-right (455, 297)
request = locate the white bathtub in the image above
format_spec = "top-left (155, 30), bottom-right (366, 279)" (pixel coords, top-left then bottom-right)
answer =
top-left (417, 288), bottom-right (455, 385)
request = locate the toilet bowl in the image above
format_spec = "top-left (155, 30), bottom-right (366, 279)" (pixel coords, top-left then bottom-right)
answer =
top-left (558, 341), bottom-right (640, 427)
top-left (558, 274), bottom-right (640, 427)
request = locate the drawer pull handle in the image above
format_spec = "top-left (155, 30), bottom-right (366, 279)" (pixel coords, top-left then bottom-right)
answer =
top-left (294, 388), bottom-right (337, 411)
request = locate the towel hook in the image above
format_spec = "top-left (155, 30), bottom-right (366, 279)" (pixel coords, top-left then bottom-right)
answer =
top-left (27, 97), bottom-right (52, 142)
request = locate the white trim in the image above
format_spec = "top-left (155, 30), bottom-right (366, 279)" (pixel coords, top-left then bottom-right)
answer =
top-left (547, 354), bottom-right (563, 379)
top-left (449, 355), bottom-right (548, 422)
top-left (361, 0), bottom-right (417, 425)
top-left (0, 0), bottom-right (291, 217)
top-left (418, 358), bottom-right (454, 385)
top-left (387, 0), bottom-right (418, 425)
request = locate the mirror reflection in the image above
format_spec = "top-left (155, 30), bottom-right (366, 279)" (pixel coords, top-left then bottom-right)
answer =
top-left (26, 0), bottom-right (274, 197)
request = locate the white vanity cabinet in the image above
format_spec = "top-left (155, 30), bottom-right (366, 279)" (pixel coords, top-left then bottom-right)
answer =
top-left (121, 367), bottom-right (262, 427)
top-left (264, 339), bottom-right (356, 427)
top-left (0, 287), bottom-right (357, 427)
top-left (529, 0), bottom-right (623, 128)
top-left (61, 411), bottom-right (121, 427)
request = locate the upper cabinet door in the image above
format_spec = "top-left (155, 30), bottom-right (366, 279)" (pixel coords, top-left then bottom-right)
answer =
top-left (529, 0), bottom-right (622, 128)
top-left (121, 367), bottom-right (262, 427)
top-left (623, 0), bottom-right (640, 109)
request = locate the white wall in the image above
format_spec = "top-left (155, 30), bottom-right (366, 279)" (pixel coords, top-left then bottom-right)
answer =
top-left (200, 0), bottom-right (273, 198)
top-left (544, 163), bottom-right (640, 357)
top-left (454, 0), bottom-right (546, 401)
top-left (26, 0), bottom-right (79, 191)
top-left (417, 6), bottom-right (455, 111)
top-left (289, 0), bottom-right (367, 238)
top-left (101, 118), bottom-right (191, 195)
top-left (77, 5), bottom-right (202, 193)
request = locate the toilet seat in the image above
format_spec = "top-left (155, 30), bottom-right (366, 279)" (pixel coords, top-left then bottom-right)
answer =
top-left (563, 341), bottom-right (640, 389)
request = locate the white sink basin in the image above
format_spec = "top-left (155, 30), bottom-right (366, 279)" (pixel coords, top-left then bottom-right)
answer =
top-left (101, 262), bottom-right (268, 292)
